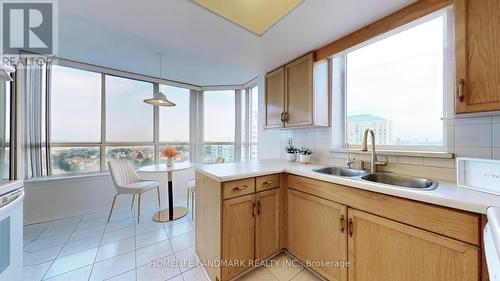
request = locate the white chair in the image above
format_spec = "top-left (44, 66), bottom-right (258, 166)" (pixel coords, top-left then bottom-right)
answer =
top-left (186, 156), bottom-right (225, 219)
top-left (108, 159), bottom-right (161, 223)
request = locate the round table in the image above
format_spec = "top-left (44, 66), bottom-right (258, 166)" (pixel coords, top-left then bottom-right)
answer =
top-left (139, 162), bottom-right (191, 222)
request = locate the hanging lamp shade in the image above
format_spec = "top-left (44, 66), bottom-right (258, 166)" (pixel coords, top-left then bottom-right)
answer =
top-left (143, 91), bottom-right (176, 107)
top-left (143, 54), bottom-right (176, 107)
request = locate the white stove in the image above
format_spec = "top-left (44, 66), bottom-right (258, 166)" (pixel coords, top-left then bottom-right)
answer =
top-left (0, 180), bottom-right (24, 281)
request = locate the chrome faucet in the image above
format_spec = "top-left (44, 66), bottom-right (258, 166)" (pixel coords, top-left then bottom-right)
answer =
top-left (361, 129), bottom-right (387, 173)
top-left (345, 143), bottom-right (355, 168)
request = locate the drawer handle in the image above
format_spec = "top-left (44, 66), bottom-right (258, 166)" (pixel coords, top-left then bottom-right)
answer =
top-left (457, 79), bottom-right (465, 102)
top-left (233, 185), bottom-right (248, 191)
top-left (340, 215), bottom-right (345, 233)
top-left (263, 180), bottom-right (273, 185)
top-left (348, 218), bottom-right (353, 237)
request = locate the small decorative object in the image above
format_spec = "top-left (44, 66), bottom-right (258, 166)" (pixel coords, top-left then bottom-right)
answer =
top-left (285, 145), bottom-right (298, 162)
top-left (161, 147), bottom-right (179, 167)
top-left (298, 147), bottom-right (313, 164)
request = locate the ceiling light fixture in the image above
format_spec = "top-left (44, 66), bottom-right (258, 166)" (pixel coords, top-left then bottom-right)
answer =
top-left (143, 54), bottom-right (176, 107)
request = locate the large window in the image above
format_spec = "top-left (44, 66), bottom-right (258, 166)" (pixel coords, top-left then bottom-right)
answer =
top-left (51, 65), bottom-right (101, 142)
top-left (203, 90), bottom-right (235, 162)
top-left (106, 76), bottom-right (153, 142)
top-left (337, 13), bottom-right (446, 151)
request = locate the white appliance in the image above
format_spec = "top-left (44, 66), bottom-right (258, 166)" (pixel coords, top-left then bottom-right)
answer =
top-left (456, 158), bottom-right (500, 280)
top-left (0, 181), bottom-right (24, 281)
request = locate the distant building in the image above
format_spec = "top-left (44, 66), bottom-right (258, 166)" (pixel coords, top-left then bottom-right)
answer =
top-left (204, 145), bottom-right (234, 162)
top-left (347, 114), bottom-right (392, 144)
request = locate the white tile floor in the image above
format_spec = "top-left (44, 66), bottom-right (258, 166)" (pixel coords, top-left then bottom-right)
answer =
top-left (23, 198), bottom-right (322, 281)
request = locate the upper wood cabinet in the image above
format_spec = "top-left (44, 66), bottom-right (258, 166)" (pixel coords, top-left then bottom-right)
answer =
top-left (265, 53), bottom-right (330, 128)
top-left (347, 208), bottom-right (479, 281)
top-left (265, 67), bottom-right (286, 128)
top-left (455, 0), bottom-right (500, 113)
top-left (288, 189), bottom-right (347, 281)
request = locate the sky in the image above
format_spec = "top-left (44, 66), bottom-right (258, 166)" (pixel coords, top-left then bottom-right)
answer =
top-left (346, 15), bottom-right (444, 145)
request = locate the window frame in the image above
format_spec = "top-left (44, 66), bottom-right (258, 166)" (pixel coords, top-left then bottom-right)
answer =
top-left (44, 59), bottom-right (198, 177)
top-left (332, 8), bottom-right (453, 153)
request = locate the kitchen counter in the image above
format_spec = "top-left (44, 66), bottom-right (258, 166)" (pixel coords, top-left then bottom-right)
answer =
top-left (196, 158), bottom-right (500, 214)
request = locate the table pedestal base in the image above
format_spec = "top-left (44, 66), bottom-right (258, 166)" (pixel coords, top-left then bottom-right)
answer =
top-left (152, 207), bottom-right (188, 222)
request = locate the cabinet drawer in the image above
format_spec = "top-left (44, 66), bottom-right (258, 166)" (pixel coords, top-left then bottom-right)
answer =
top-left (256, 174), bottom-right (280, 192)
top-left (223, 178), bottom-right (255, 200)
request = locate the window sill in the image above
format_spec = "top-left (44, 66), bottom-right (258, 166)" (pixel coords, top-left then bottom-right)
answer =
top-left (24, 172), bottom-right (111, 184)
top-left (331, 148), bottom-right (454, 159)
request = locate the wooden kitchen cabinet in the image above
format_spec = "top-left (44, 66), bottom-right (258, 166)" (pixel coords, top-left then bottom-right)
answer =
top-left (455, 0), bottom-right (500, 113)
top-left (255, 188), bottom-right (280, 260)
top-left (265, 67), bottom-right (286, 128)
top-left (264, 53), bottom-right (329, 128)
top-left (221, 194), bottom-right (255, 280)
top-left (347, 208), bottom-right (479, 281)
top-left (288, 189), bottom-right (348, 281)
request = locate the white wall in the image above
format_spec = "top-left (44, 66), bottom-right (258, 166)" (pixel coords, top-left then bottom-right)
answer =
top-left (256, 76), bottom-right (281, 160)
top-left (23, 168), bottom-right (194, 225)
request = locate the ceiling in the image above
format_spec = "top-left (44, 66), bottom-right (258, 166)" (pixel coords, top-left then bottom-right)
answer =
top-left (58, 0), bottom-right (416, 86)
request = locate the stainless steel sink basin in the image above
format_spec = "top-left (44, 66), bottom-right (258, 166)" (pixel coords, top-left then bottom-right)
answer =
top-left (361, 173), bottom-right (438, 190)
top-left (313, 167), bottom-right (366, 177)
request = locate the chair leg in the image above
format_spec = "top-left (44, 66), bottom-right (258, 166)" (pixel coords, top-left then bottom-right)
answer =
top-left (131, 194), bottom-right (135, 210)
top-left (137, 193), bottom-right (142, 224)
top-left (107, 194), bottom-right (119, 223)
top-left (156, 186), bottom-right (161, 209)
top-left (191, 190), bottom-right (195, 220)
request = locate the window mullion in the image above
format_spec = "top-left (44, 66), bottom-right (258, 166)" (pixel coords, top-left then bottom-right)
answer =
top-left (100, 74), bottom-right (106, 172)
top-left (45, 64), bottom-right (52, 176)
top-left (234, 89), bottom-right (242, 162)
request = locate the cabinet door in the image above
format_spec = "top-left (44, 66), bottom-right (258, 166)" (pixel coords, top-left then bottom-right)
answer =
top-left (456, 0), bottom-right (500, 113)
top-left (348, 208), bottom-right (479, 281)
top-left (285, 53), bottom-right (314, 127)
top-left (288, 189), bottom-right (347, 281)
top-left (221, 194), bottom-right (255, 280)
top-left (265, 67), bottom-right (285, 128)
top-left (255, 188), bottom-right (280, 260)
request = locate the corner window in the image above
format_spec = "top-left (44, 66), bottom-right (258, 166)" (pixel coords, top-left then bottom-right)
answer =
top-left (334, 11), bottom-right (449, 151)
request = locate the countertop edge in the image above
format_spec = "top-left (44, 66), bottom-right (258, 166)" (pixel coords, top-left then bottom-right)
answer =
top-left (195, 160), bottom-right (500, 214)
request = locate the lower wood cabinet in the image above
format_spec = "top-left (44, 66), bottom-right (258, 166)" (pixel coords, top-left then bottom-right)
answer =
top-left (255, 188), bottom-right (280, 260)
top-left (288, 189), bottom-right (347, 281)
top-left (348, 208), bottom-right (479, 281)
top-left (222, 194), bottom-right (255, 280)
top-left (221, 187), bottom-right (280, 280)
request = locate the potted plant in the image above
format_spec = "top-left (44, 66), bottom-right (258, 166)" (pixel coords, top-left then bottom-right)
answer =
top-left (285, 145), bottom-right (298, 162)
top-left (161, 147), bottom-right (179, 167)
top-left (298, 147), bottom-right (313, 164)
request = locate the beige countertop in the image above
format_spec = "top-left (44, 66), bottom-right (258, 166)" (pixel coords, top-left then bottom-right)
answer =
top-left (196, 158), bottom-right (500, 214)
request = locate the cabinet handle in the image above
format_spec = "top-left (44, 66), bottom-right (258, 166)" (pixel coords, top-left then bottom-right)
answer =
top-left (340, 215), bottom-right (345, 233)
top-left (263, 180), bottom-right (273, 185)
top-left (280, 112), bottom-right (285, 122)
top-left (252, 202), bottom-right (256, 217)
top-left (283, 112), bottom-right (289, 122)
top-left (457, 79), bottom-right (465, 102)
top-left (257, 200), bottom-right (261, 215)
top-left (348, 218), bottom-right (353, 237)
top-left (233, 185), bottom-right (248, 191)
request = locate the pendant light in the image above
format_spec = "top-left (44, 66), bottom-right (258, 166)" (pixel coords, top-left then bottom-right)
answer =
top-left (143, 54), bottom-right (175, 107)
top-left (0, 64), bottom-right (15, 81)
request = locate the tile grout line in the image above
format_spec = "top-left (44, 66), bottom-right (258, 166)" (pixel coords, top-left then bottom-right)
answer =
top-left (40, 215), bottom-right (85, 281)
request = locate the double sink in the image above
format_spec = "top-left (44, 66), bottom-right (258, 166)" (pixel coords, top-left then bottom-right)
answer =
top-left (312, 166), bottom-right (438, 190)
